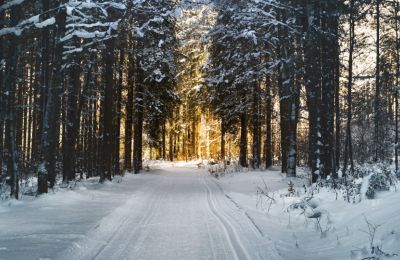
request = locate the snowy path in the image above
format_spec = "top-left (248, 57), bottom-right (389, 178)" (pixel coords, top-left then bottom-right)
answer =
top-left (0, 165), bottom-right (280, 260)
top-left (58, 166), bottom-right (279, 260)
top-left (2, 164), bottom-right (400, 260)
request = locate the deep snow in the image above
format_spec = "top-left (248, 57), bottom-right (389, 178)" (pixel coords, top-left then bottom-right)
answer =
top-left (216, 166), bottom-right (400, 260)
top-left (0, 162), bottom-right (399, 260)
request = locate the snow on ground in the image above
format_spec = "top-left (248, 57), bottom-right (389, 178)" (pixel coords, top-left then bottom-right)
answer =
top-left (0, 174), bottom-right (159, 260)
top-left (217, 167), bottom-right (400, 260)
top-left (0, 162), bottom-right (399, 260)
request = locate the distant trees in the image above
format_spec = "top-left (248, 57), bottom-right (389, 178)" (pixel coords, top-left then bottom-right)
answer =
top-left (207, 0), bottom-right (269, 168)
top-left (133, 0), bottom-right (178, 173)
top-left (206, 0), bottom-right (399, 182)
top-left (206, 0), bottom-right (338, 179)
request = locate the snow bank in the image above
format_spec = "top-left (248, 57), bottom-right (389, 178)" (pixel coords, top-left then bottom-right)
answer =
top-left (217, 169), bottom-right (400, 260)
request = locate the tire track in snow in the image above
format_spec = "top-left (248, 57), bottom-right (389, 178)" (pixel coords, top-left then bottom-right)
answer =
top-left (92, 177), bottom-right (170, 260)
top-left (213, 179), bottom-right (264, 237)
top-left (199, 172), bottom-right (251, 260)
top-left (122, 177), bottom-right (175, 259)
top-left (197, 172), bottom-right (226, 259)
top-left (206, 173), bottom-right (283, 260)
top-left (90, 205), bottom-right (134, 260)
top-left (56, 177), bottom-right (165, 260)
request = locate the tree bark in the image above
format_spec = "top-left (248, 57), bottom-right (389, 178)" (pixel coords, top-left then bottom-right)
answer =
top-left (289, 73), bottom-right (301, 176)
top-left (265, 78), bottom-right (273, 168)
top-left (239, 104), bottom-right (248, 168)
top-left (395, 2), bottom-right (399, 173)
top-left (278, 61), bottom-right (290, 174)
top-left (277, 13), bottom-right (291, 174)
top-left (162, 122), bottom-right (167, 160)
top-left (252, 83), bottom-right (261, 169)
top-left (320, 0), bottom-right (337, 179)
top-left (0, 12), bottom-right (5, 180)
top-left (6, 4), bottom-right (21, 199)
top-left (133, 74), bottom-right (144, 173)
top-left (303, 1), bottom-right (322, 183)
top-left (221, 119), bottom-right (225, 162)
top-left (47, 7), bottom-right (66, 188)
top-left (374, 0), bottom-right (381, 162)
top-left (115, 46), bottom-right (125, 175)
top-left (62, 38), bottom-right (82, 183)
top-left (124, 40), bottom-right (135, 171)
top-left (343, 1), bottom-right (355, 176)
top-left (101, 38), bottom-right (116, 181)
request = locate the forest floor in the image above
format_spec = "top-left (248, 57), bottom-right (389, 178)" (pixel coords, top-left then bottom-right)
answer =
top-left (0, 162), bottom-right (399, 260)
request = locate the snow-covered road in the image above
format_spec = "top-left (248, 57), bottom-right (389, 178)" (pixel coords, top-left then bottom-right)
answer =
top-left (58, 166), bottom-right (279, 260)
top-left (0, 165), bottom-right (279, 260)
top-left (2, 163), bottom-right (399, 260)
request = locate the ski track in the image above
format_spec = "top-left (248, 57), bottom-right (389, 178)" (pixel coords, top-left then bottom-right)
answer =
top-left (56, 177), bottom-right (163, 260)
top-left (213, 179), bottom-right (264, 237)
top-left (3, 164), bottom-right (400, 260)
top-left (199, 172), bottom-right (250, 260)
top-left (92, 178), bottom-right (170, 260)
top-left (54, 166), bottom-right (280, 260)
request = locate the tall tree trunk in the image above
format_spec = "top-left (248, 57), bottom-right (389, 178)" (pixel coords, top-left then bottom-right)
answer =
top-left (304, 1), bottom-right (322, 183)
top-left (289, 75), bottom-right (301, 176)
top-left (374, 0), bottom-right (381, 162)
top-left (133, 74), bottom-right (144, 173)
top-left (27, 63), bottom-right (35, 164)
top-left (395, 2), bottom-right (399, 173)
top-left (16, 67), bottom-right (24, 172)
top-left (265, 78), bottom-right (273, 168)
top-left (162, 122), bottom-right (167, 160)
top-left (31, 55), bottom-right (41, 162)
top-left (124, 41), bottom-right (135, 171)
top-left (277, 16), bottom-right (290, 173)
top-left (169, 118), bottom-right (174, 161)
top-left (239, 101), bottom-right (248, 167)
top-left (334, 44), bottom-right (341, 178)
top-left (101, 38), bottom-right (116, 181)
top-left (221, 119), bottom-right (225, 162)
top-left (0, 12), bottom-right (5, 180)
top-left (6, 4), bottom-right (21, 199)
top-left (252, 83), bottom-right (261, 169)
top-left (87, 90), bottom-right (95, 178)
top-left (62, 40), bottom-right (81, 183)
top-left (37, 0), bottom-right (52, 194)
top-left (320, 0), bottom-right (337, 179)
top-left (191, 113), bottom-right (196, 160)
top-left (343, 1), bottom-right (355, 176)
top-left (47, 7), bottom-right (66, 188)
top-left (115, 46), bottom-right (125, 175)
top-left (278, 64), bottom-right (290, 173)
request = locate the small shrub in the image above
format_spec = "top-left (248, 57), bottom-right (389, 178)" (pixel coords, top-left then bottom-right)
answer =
top-left (318, 163), bottom-right (397, 203)
top-left (365, 164), bottom-right (395, 199)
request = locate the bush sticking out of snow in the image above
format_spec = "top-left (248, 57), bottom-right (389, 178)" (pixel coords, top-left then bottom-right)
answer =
top-left (352, 216), bottom-right (399, 259)
top-left (365, 165), bottom-right (395, 199)
top-left (287, 195), bottom-right (331, 238)
top-left (316, 163), bottom-right (398, 203)
top-left (19, 177), bottom-right (37, 196)
top-left (256, 178), bottom-right (276, 213)
top-left (207, 160), bottom-right (247, 178)
top-left (112, 175), bottom-right (123, 183)
top-left (0, 178), bottom-right (10, 201)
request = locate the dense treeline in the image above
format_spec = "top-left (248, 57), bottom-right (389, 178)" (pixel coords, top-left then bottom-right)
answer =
top-left (206, 0), bottom-right (341, 180)
top-left (0, 0), bottom-right (399, 198)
